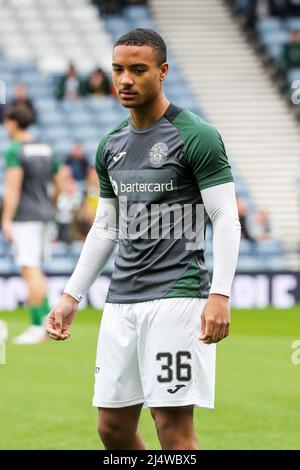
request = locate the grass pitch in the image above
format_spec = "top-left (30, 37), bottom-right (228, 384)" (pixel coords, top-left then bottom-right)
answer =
top-left (0, 306), bottom-right (299, 450)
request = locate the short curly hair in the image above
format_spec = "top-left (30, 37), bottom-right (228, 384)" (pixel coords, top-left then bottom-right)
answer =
top-left (114, 28), bottom-right (167, 65)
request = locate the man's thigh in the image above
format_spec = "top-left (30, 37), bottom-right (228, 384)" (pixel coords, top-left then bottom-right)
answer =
top-left (93, 303), bottom-right (144, 408)
top-left (12, 221), bottom-right (43, 268)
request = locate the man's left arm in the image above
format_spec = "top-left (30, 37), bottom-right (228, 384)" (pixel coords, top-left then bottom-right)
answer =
top-left (200, 182), bottom-right (241, 344)
top-left (184, 122), bottom-right (241, 343)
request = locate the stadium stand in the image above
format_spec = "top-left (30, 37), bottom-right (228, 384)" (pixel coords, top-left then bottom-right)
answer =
top-left (230, 1), bottom-right (300, 108)
top-left (0, 0), bottom-right (296, 277)
top-left (151, 0), bottom-right (299, 270)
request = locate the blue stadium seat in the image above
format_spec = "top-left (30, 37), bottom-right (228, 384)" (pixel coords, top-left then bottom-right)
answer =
top-left (0, 126), bottom-right (8, 140)
top-left (71, 125), bottom-right (100, 141)
top-left (14, 61), bottom-right (38, 74)
top-left (87, 97), bottom-right (116, 113)
top-left (265, 43), bottom-right (283, 62)
top-left (129, 18), bottom-right (156, 29)
top-left (263, 256), bottom-right (289, 270)
top-left (70, 241), bottom-right (84, 259)
top-left (167, 69), bottom-right (185, 85)
top-left (239, 239), bottom-right (256, 255)
top-left (60, 99), bottom-right (89, 115)
top-left (0, 138), bottom-right (11, 155)
top-left (175, 96), bottom-right (198, 111)
top-left (260, 31), bottom-right (289, 48)
top-left (124, 5), bottom-right (149, 21)
top-left (0, 234), bottom-right (13, 257)
top-left (235, 181), bottom-right (250, 198)
top-left (94, 111), bottom-right (121, 126)
top-left (35, 97), bottom-right (59, 113)
top-left (83, 139), bottom-right (100, 160)
top-left (255, 240), bottom-right (283, 256)
top-left (39, 111), bottom-right (65, 126)
top-left (105, 17), bottom-right (130, 36)
top-left (44, 126), bottom-right (71, 142)
top-left (43, 257), bottom-right (77, 275)
top-left (0, 257), bottom-right (19, 276)
top-left (28, 124), bottom-right (42, 140)
top-left (52, 139), bottom-right (73, 159)
top-left (52, 242), bottom-right (70, 258)
top-left (237, 255), bottom-right (263, 271)
top-left (29, 84), bottom-right (53, 99)
top-left (256, 18), bottom-right (284, 36)
top-left (18, 70), bottom-right (41, 84)
top-left (96, 125), bottom-right (118, 137)
top-left (67, 112), bottom-right (93, 127)
top-left (115, 106), bottom-right (130, 120)
top-left (287, 67), bottom-right (300, 85)
top-left (0, 71), bottom-right (16, 86)
top-left (286, 18), bottom-right (300, 32)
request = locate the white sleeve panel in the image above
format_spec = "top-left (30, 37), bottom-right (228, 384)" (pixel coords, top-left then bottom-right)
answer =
top-left (201, 182), bottom-right (241, 297)
top-left (64, 197), bottom-right (118, 302)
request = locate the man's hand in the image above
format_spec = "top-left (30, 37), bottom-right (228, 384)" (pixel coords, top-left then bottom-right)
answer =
top-left (2, 220), bottom-right (14, 243)
top-left (199, 294), bottom-right (230, 344)
top-left (46, 293), bottom-right (79, 341)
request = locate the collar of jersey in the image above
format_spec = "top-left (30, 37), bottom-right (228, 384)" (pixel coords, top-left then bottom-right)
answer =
top-left (129, 114), bottom-right (166, 134)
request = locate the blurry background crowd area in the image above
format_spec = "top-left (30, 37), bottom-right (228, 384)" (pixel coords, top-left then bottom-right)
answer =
top-left (228, 0), bottom-right (300, 113)
top-left (0, 0), bottom-right (298, 276)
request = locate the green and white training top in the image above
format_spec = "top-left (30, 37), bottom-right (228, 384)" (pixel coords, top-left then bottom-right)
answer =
top-left (96, 103), bottom-right (234, 303)
top-left (4, 140), bottom-right (59, 222)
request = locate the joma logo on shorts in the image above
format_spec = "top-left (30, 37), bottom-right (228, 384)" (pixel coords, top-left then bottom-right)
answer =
top-left (167, 384), bottom-right (186, 394)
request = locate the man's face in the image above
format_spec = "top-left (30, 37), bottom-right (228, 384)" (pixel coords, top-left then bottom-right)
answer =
top-left (4, 119), bottom-right (17, 137)
top-left (112, 45), bottom-right (168, 108)
top-left (15, 84), bottom-right (27, 100)
top-left (72, 143), bottom-right (84, 160)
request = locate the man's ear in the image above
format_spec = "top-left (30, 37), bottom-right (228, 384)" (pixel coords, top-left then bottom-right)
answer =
top-left (160, 62), bottom-right (169, 81)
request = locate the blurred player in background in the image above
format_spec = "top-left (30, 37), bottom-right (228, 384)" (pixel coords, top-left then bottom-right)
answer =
top-left (47, 29), bottom-right (241, 450)
top-left (2, 105), bottom-right (59, 344)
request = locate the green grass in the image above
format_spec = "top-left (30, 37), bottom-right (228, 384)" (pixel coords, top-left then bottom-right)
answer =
top-left (0, 306), bottom-right (299, 450)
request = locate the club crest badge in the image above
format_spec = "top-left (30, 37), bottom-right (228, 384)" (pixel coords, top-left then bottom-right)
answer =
top-left (149, 142), bottom-right (168, 168)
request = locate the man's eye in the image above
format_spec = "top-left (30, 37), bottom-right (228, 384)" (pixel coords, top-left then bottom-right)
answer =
top-left (113, 68), bottom-right (122, 72)
top-left (134, 68), bottom-right (145, 73)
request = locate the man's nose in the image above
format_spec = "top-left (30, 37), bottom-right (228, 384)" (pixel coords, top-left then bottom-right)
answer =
top-left (120, 71), bottom-right (134, 86)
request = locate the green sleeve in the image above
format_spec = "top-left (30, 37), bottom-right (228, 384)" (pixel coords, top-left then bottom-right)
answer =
top-left (52, 154), bottom-right (60, 174)
top-left (174, 111), bottom-right (234, 191)
top-left (4, 142), bottom-right (22, 168)
top-left (95, 136), bottom-right (116, 198)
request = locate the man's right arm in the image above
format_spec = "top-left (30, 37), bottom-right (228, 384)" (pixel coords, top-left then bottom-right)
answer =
top-left (47, 196), bottom-right (118, 340)
top-left (64, 196), bottom-right (118, 301)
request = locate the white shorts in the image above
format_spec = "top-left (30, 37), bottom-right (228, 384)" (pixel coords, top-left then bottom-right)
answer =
top-left (12, 221), bottom-right (53, 269)
top-left (93, 297), bottom-right (216, 409)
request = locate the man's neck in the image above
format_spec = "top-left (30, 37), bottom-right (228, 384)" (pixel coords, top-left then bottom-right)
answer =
top-left (12, 130), bottom-right (32, 142)
top-left (130, 94), bottom-right (170, 129)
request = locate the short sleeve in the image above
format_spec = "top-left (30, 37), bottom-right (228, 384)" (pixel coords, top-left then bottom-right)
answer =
top-left (95, 136), bottom-right (116, 198)
top-left (4, 142), bottom-right (21, 168)
top-left (185, 123), bottom-right (234, 191)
